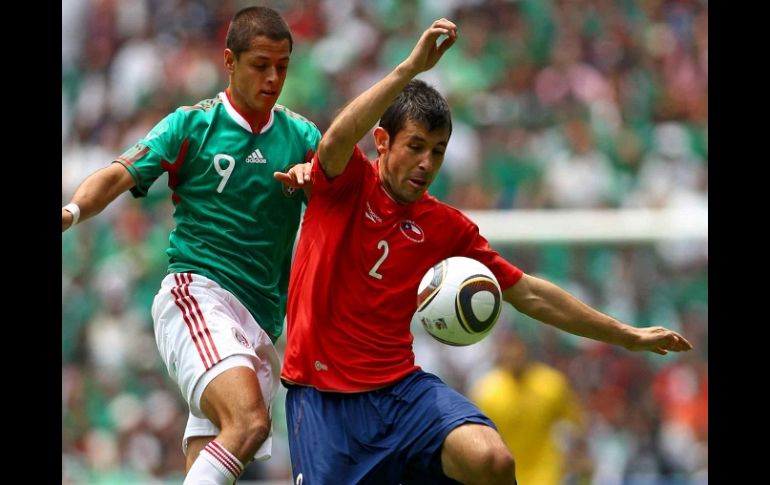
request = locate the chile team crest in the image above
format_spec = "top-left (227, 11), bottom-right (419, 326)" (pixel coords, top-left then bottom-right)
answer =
top-left (399, 220), bottom-right (425, 243)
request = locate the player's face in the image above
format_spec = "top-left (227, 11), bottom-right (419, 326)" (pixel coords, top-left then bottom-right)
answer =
top-left (496, 333), bottom-right (528, 372)
top-left (225, 36), bottom-right (291, 117)
top-left (375, 120), bottom-right (450, 204)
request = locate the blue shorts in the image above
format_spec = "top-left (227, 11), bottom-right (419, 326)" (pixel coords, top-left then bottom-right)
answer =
top-left (284, 370), bottom-right (496, 484)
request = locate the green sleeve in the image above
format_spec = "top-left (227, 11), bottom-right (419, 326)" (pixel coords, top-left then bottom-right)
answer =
top-left (114, 110), bottom-right (186, 197)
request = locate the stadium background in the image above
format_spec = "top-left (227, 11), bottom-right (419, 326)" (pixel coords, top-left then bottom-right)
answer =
top-left (61, 0), bottom-right (707, 483)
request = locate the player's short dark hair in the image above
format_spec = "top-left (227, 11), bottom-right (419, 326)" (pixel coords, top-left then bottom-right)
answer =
top-left (379, 79), bottom-right (452, 141)
top-left (226, 6), bottom-right (293, 58)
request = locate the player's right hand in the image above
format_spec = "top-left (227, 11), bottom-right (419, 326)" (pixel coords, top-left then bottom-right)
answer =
top-left (625, 326), bottom-right (694, 355)
top-left (273, 162), bottom-right (312, 189)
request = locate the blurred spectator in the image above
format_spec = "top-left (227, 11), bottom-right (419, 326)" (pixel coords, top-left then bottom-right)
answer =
top-left (542, 114), bottom-right (618, 208)
top-left (469, 328), bottom-right (586, 485)
top-left (653, 354), bottom-right (708, 478)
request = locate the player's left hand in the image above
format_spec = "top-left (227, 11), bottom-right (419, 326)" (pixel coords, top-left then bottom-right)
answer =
top-left (626, 326), bottom-right (693, 355)
top-left (274, 162), bottom-right (312, 188)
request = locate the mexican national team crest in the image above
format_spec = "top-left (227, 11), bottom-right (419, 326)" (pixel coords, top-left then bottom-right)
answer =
top-left (282, 185), bottom-right (298, 197)
top-left (231, 327), bottom-right (252, 349)
top-left (399, 220), bottom-right (425, 243)
top-left (281, 164), bottom-right (300, 198)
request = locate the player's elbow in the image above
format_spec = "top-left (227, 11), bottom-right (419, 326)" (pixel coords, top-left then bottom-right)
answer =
top-left (505, 276), bottom-right (555, 318)
top-left (508, 292), bottom-right (548, 319)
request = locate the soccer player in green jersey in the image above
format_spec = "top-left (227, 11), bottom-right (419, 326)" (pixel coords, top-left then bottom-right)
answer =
top-left (61, 7), bottom-right (318, 484)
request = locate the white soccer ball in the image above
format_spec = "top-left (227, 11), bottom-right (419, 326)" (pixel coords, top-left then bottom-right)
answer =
top-left (415, 256), bottom-right (503, 346)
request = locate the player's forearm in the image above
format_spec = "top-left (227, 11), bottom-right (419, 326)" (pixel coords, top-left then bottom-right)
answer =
top-left (504, 275), bottom-right (636, 348)
top-left (318, 63), bottom-right (419, 178)
top-left (62, 163), bottom-right (135, 231)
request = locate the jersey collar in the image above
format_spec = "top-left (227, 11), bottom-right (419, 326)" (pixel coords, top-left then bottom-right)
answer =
top-left (219, 91), bottom-right (275, 135)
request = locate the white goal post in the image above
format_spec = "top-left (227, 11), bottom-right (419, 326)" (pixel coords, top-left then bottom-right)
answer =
top-left (464, 208), bottom-right (708, 245)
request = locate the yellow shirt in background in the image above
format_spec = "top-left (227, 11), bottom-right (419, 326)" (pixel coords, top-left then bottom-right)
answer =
top-left (470, 364), bottom-right (582, 485)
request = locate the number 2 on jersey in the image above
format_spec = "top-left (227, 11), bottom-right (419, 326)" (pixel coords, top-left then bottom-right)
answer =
top-left (368, 240), bottom-right (389, 280)
top-left (214, 154), bottom-right (235, 193)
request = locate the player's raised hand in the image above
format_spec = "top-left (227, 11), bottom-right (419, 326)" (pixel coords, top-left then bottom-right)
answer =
top-left (273, 162), bottom-right (312, 188)
top-left (402, 18), bottom-right (458, 75)
top-left (625, 326), bottom-right (693, 355)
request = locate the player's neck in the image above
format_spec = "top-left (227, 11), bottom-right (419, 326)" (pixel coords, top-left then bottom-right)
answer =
top-left (377, 162), bottom-right (419, 206)
top-left (376, 159), bottom-right (398, 204)
top-left (225, 88), bottom-right (270, 133)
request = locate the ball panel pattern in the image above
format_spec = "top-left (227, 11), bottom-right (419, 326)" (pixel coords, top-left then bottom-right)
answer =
top-left (454, 276), bottom-right (502, 334)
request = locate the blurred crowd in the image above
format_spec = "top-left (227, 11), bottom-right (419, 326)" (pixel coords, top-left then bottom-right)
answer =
top-left (62, 0), bottom-right (707, 483)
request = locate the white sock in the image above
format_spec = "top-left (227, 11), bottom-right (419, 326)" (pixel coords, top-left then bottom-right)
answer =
top-left (183, 440), bottom-right (245, 485)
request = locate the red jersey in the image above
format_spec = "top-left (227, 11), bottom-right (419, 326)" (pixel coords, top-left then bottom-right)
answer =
top-left (281, 147), bottom-right (523, 391)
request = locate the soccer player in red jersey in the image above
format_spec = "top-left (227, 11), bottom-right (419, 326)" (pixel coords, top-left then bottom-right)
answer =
top-left (279, 18), bottom-right (692, 485)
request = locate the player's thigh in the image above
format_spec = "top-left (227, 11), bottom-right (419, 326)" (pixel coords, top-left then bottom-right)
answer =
top-left (199, 363), bottom-right (268, 428)
top-left (284, 386), bottom-right (352, 480)
top-left (393, 372), bottom-right (493, 468)
top-left (285, 385), bottom-right (404, 485)
top-left (152, 272), bottom-right (280, 418)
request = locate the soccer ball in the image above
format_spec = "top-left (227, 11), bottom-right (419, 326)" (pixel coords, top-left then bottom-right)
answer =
top-left (415, 256), bottom-right (503, 346)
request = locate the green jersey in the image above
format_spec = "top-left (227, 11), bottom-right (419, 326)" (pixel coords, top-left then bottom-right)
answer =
top-left (116, 92), bottom-right (320, 341)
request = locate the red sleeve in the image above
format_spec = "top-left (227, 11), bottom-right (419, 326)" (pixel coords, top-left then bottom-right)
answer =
top-left (450, 211), bottom-right (523, 290)
top-left (311, 145), bottom-right (370, 199)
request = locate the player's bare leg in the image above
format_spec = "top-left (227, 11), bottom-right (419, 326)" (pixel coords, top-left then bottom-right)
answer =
top-left (199, 366), bottom-right (270, 459)
top-left (184, 366), bottom-right (270, 484)
top-left (186, 435), bottom-right (215, 471)
top-left (441, 423), bottom-right (516, 485)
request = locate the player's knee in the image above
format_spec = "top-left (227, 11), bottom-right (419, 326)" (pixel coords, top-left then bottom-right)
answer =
top-left (222, 409), bottom-right (271, 452)
top-left (239, 411), bottom-right (271, 447)
top-left (490, 449), bottom-right (516, 485)
top-left (245, 417), bottom-right (270, 447)
top-left (474, 446), bottom-right (516, 485)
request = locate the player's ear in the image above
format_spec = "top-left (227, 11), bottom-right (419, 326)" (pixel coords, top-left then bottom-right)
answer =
top-left (224, 49), bottom-right (235, 74)
top-left (373, 127), bottom-right (390, 156)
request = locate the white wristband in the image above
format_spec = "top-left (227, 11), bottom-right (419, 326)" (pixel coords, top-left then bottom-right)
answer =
top-left (63, 203), bottom-right (81, 226)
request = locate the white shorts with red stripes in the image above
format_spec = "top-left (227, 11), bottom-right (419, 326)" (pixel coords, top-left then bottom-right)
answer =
top-left (152, 272), bottom-right (280, 460)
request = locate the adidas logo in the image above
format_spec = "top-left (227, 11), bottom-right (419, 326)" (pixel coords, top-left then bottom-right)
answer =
top-left (245, 148), bottom-right (267, 164)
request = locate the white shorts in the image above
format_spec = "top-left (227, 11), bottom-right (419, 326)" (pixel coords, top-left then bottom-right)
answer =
top-left (152, 272), bottom-right (280, 459)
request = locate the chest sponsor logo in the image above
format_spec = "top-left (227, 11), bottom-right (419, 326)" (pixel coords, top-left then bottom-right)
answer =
top-left (365, 202), bottom-right (382, 223)
top-left (246, 148), bottom-right (267, 164)
top-left (399, 220), bottom-right (425, 243)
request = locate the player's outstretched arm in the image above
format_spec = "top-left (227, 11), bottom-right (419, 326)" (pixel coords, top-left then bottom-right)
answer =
top-left (317, 18), bottom-right (457, 179)
top-left (502, 273), bottom-right (693, 355)
top-left (62, 163), bottom-right (136, 232)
